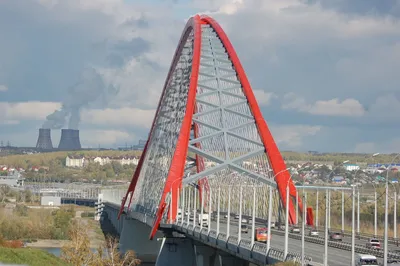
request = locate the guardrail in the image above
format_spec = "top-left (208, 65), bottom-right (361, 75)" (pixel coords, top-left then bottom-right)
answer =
top-left (273, 229), bottom-right (400, 259)
top-left (104, 203), bottom-right (312, 265)
top-left (174, 221), bottom-right (313, 266)
top-left (217, 211), bottom-right (400, 246)
top-left (316, 226), bottom-right (399, 246)
top-left (103, 202), bottom-right (400, 263)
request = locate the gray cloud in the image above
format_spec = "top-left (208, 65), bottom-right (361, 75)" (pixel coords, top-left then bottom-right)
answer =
top-left (1, 0), bottom-right (400, 151)
top-left (42, 67), bottom-right (118, 129)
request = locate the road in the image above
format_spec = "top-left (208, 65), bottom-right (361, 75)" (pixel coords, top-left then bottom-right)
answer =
top-left (185, 217), bottom-right (391, 266)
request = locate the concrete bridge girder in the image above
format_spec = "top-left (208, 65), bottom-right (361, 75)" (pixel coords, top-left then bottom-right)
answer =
top-left (119, 217), bottom-right (164, 264)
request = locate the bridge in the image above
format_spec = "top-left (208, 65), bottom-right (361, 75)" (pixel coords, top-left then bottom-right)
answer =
top-left (97, 14), bottom-right (400, 266)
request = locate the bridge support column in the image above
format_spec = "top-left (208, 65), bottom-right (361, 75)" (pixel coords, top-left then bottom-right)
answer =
top-left (214, 253), bottom-right (249, 266)
top-left (194, 244), bottom-right (218, 266)
top-left (119, 217), bottom-right (163, 264)
top-left (156, 237), bottom-right (196, 266)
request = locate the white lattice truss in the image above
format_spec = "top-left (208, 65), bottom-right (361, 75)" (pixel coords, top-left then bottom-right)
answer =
top-left (132, 23), bottom-right (280, 217)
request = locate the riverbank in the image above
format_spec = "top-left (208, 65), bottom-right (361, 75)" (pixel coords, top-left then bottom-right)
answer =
top-left (0, 247), bottom-right (69, 266)
top-left (26, 211), bottom-right (105, 249)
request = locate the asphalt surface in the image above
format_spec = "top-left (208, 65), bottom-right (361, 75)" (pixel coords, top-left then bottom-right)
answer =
top-left (186, 217), bottom-right (392, 266)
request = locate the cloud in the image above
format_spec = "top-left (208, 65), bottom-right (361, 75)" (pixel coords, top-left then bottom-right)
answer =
top-left (269, 124), bottom-right (322, 149)
top-left (0, 101), bottom-right (61, 122)
top-left (0, 120), bottom-right (19, 125)
top-left (253, 90), bottom-right (275, 106)
top-left (282, 93), bottom-right (365, 117)
top-left (354, 139), bottom-right (400, 154)
top-left (81, 107), bottom-right (155, 128)
top-left (80, 129), bottom-right (134, 147)
top-left (1, 0), bottom-right (400, 151)
top-left (0, 85), bottom-right (7, 92)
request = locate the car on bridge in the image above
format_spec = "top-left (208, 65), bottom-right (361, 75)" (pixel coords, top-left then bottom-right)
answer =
top-left (329, 232), bottom-right (343, 241)
top-left (355, 254), bottom-right (378, 266)
top-left (290, 226), bottom-right (301, 234)
top-left (254, 227), bottom-right (270, 242)
top-left (366, 238), bottom-right (381, 249)
top-left (241, 224), bottom-right (248, 234)
top-left (309, 229), bottom-right (319, 236)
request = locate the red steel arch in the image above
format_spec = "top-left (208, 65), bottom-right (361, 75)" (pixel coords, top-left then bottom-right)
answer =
top-left (118, 15), bottom-right (202, 219)
top-left (200, 15), bottom-right (301, 224)
top-left (120, 15), bottom-right (301, 239)
top-left (148, 15), bottom-right (203, 239)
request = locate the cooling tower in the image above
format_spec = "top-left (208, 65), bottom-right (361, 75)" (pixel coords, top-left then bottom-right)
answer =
top-left (58, 129), bottom-right (81, 151)
top-left (36, 128), bottom-right (53, 150)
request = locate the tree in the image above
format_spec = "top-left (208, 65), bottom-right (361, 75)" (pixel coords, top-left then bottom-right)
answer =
top-left (61, 220), bottom-right (140, 266)
top-left (94, 237), bottom-right (141, 266)
top-left (61, 221), bottom-right (93, 266)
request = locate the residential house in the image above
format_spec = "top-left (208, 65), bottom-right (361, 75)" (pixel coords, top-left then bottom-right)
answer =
top-left (344, 164), bottom-right (360, 171)
top-left (66, 155), bottom-right (86, 168)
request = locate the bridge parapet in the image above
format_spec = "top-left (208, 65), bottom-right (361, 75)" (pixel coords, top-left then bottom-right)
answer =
top-left (101, 188), bottom-right (128, 206)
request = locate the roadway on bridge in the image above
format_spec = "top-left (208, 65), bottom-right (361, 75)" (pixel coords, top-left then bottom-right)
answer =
top-left (208, 220), bottom-right (349, 266)
top-left (190, 217), bottom-right (390, 266)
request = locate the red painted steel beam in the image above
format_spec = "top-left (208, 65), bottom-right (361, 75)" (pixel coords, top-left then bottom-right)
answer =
top-left (200, 15), bottom-right (301, 224)
top-left (149, 15), bottom-right (202, 240)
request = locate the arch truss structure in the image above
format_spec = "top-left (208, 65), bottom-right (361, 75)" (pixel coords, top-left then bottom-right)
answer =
top-left (119, 15), bottom-right (301, 239)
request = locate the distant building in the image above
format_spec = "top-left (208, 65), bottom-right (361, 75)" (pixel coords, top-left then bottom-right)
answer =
top-left (41, 196), bottom-right (61, 206)
top-left (66, 155), bottom-right (140, 167)
top-left (93, 156), bottom-right (111, 166)
top-left (66, 155), bottom-right (86, 167)
top-left (132, 139), bottom-right (146, 150)
top-left (344, 164), bottom-right (360, 171)
top-left (0, 171), bottom-right (24, 187)
top-left (332, 176), bottom-right (346, 185)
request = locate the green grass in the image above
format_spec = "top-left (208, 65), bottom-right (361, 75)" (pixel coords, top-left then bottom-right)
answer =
top-left (0, 247), bottom-right (69, 266)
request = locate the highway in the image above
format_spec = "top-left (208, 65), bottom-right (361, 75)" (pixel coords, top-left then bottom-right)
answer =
top-left (185, 216), bottom-right (392, 265)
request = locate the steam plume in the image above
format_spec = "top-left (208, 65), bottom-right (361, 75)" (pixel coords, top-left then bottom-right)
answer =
top-left (42, 67), bottom-right (117, 129)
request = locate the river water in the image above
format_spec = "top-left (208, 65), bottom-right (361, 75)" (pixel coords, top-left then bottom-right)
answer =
top-left (37, 247), bottom-right (97, 257)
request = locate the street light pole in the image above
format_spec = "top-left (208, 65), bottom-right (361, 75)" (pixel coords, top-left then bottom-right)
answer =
top-left (342, 190), bottom-right (345, 233)
top-left (384, 153), bottom-right (400, 266)
top-left (227, 186), bottom-right (231, 238)
top-left (351, 186), bottom-right (355, 266)
top-left (374, 188), bottom-right (377, 237)
top-left (316, 190), bottom-right (319, 228)
top-left (208, 187), bottom-right (212, 233)
top-left (267, 185), bottom-right (273, 252)
top-left (328, 190), bottom-right (331, 231)
top-left (296, 190), bottom-right (299, 225)
top-left (216, 187), bottom-right (220, 235)
top-left (301, 191), bottom-right (307, 266)
top-left (324, 189), bottom-right (328, 266)
top-left (238, 186), bottom-right (243, 243)
top-left (384, 182), bottom-right (389, 266)
top-left (394, 190), bottom-right (397, 241)
top-left (357, 189), bottom-right (360, 237)
top-left (284, 184), bottom-right (289, 259)
top-left (251, 186), bottom-right (256, 247)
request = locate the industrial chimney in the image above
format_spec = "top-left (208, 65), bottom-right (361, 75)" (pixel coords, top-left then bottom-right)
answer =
top-left (58, 129), bottom-right (81, 151)
top-left (36, 128), bottom-right (53, 150)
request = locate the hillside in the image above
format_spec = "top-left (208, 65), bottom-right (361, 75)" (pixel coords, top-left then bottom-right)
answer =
top-left (0, 247), bottom-right (69, 266)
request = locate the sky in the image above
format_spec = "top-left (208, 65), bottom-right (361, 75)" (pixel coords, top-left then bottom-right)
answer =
top-left (0, 0), bottom-right (400, 153)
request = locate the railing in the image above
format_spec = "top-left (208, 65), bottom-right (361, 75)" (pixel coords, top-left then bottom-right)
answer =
top-left (106, 203), bottom-right (312, 265)
top-left (270, 229), bottom-right (400, 259)
top-left (174, 221), bottom-right (312, 266)
top-left (316, 225), bottom-right (399, 246)
top-left (102, 199), bottom-right (400, 263)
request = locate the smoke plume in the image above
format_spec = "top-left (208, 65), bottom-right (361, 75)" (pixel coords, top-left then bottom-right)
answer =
top-left (42, 67), bottom-right (117, 129)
